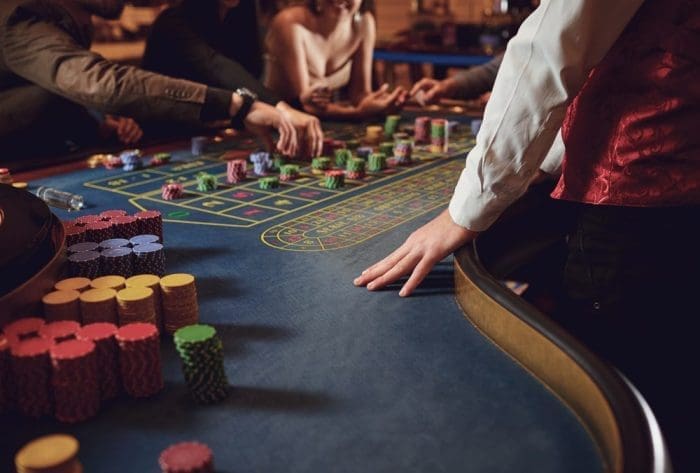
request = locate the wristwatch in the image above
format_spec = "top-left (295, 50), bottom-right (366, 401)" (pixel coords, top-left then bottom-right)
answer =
top-left (230, 87), bottom-right (258, 130)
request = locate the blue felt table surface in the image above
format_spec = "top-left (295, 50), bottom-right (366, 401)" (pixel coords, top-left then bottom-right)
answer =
top-left (1, 132), bottom-right (602, 472)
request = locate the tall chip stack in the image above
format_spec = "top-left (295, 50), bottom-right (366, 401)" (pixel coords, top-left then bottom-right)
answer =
top-left (77, 322), bottom-right (121, 400)
top-left (346, 157), bottom-right (366, 180)
top-left (116, 286), bottom-right (157, 326)
top-left (379, 142), bottom-right (394, 157)
top-left (174, 324), bottom-right (229, 404)
top-left (133, 243), bottom-right (166, 276)
top-left (42, 290), bottom-right (81, 322)
top-left (79, 288), bottom-right (118, 324)
top-left (0, 334), bottom-right (10, 413)
top-left (50, 339), bottom-right (100, 423)
top-left (10, 338), bottom-right (53, 418)
top-left (160, 274), bottom-right (199, 334)
top-left (67, 251), bottom-right (101, 279)
top-left (116, 322), bottom-right (163, 398)
top-left (226, 159), bottom-right (247, 184)
top-left (430, 118), bottom-right (448, 153)
top-left (250, 151), bottom-right (272, 176)
top-left (394, 140), bottom-right (413, 165)
top-left (100, 247), bottom-right (134, 277)
top-left (367, 153), bottom-right (387, 172)
top-left (384, 114), bottom-right (400, 138)
top-left (126, 274), bottom-right (164, 330)
top-left (15, 434), bottom-right (82, 473)
top-left (365, 125), bottom-right (383, 145)
top-left (91, 275), bottom-right (126, 292)
top-left (334, 148), bottom-right (352, 168)
top-left (414, 116), bottom-right (431, 144)
top-left (110, 215), bottom-right (140, 239)
top-left (134, 210), bottom-right (164, 242)
top-left (84, 220), bottom-right (113, 242)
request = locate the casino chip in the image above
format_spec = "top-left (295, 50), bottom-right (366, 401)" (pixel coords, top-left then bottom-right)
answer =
top-left (151, 152), bottom-right (172, 166)
top-left (279, 164), bottom-right (300, 182)
top-left (79, 288), bottom-right (118, 325)
top-left (133, 243), bottom-right (166, 276)
top-left (120, 149), bottom-right (143, 171)
top-left (42, 290), bottom-right (81, 322)
top-left (226, 159), bottom-right (247, 184)
top-left (101, 247), bottom-right (134, 278)
top-left (384, 114), bottom-right (401, 138)
top-left (134, 210), bottom-right (164, 242)
top-left (379, 142), bottom-right (394, 157)
top-left (323, 170), bottom-right (345, 189)
top-left (250, 151), bottom-right (272, 176)
top-left (100, 209), bottom-right (128, 220)
top-left (104, 154), bottom-right (123, 170)
top-left (50, 339), bottom-right (100, 423)
top-left (130, 234), bottom-right (159, 245)
top-left (160, 274), bottom-right (199, 334)
top-left (100, 238), bottom-right (131, 250)
top-left (345, 157), bottom-right (366, 180)
top-left (77, 322), bottom-right (120, 400)
top-left (55, 277), bottom-right (92, 292)
top-left (68, 251), bottom-right (101, 279)
top-left (394, 140), bottom-right (413, 165)
top-left (116, 323), bottom-right (163, 398)
top-left (311, 157), bottom-right (332, 175)
top-left (162, 181), bottom-right (184, 201)
top-left (3, 317), bottom-right (46, 344)
top-left (116, 286), bottom-right (157, 326)
top-left (110, 214), bottom-right (140, 239)
top-left (159, 441), bottom-right (214, 473)
top-left (368, 153), bottom-right (387, 172)
top-left (334, 148), bottom-right (352, 168)
top-left (414, 116), bottom-right (431, 144)
top-left (195, 172), bottom-right (218, 192)
top-left (10, 338), bottom-right (53, 417)
top-left (355, 146), bottom-right (373, 159)
top-left (67, 241), bottom-right (99, 255)
top-left (126, 274), bottom-right (164, 329)
top-left (258, 176), bottom-right (279, 190)
top-left (365, 125), bottom-right (383, 145)
top-left (91, 275), bottom-right (126, 291)
top-left (40, 320), bottom-right (81, 344)
top-left (174, 324), bottom-right (229, 404)
top-left (15, 434), bottom-right (81, 473)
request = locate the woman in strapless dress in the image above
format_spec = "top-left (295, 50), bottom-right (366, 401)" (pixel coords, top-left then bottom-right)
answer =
top-left (264, 0), bottom-right (407, 119)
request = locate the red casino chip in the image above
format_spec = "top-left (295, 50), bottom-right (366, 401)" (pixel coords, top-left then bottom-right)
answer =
top-left (100, 209), bottom-right (128, 220)
top-left (116, 323), bottom-right (163, 398)
top-left (158, 441), bottom-right (214, 473)
top-left (111, 215), bottom-right (140, 239)
top-left (74, 215), bottom-right (101, 227)
top-left (85, 220), bottom-right (114, 242)
top-left (50, 339), bottom-right (100, 423)
top-left (77, 323), bottom-right (120, 400)
top-left (3, 317), bottom-right (46, 345)
top-left (39, 321), bottom-right (81, 343)
top-left (64, 224), bottom-right (87, 247)
top-left (134, 210), bottom-right (163, 241)
top-left (10, 338), bottom-right (53, 418)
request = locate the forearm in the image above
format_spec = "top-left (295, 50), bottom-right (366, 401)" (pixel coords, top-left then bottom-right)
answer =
top-left (450, 54), bottom-right (504, 100)
top-left (302, 102), bottom-right (364, 120)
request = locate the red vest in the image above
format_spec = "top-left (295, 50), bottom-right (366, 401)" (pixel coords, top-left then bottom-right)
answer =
top-left (552, 0), bottom-right (700, 207)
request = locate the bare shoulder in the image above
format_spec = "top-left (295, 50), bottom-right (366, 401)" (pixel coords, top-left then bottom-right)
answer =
top-left (357, 10), bottom-right (376, 34)
top-left (270, 6), bottom-right (313, 32)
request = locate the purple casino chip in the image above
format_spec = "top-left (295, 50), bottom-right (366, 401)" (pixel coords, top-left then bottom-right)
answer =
top-left (101, 247), bottom-right (133, 258)
top-left (133, 243), bottom-right (165, 276)
top-left (133, 243), bottom-right (163, 254)
top-left (68, 250), bottom-right (101, 278)
top-left (101, 247), bottom-right (134, 278)
top-left (67, 241), bottom-right (99, 254)
top-left (100, 238), bottom-right (131, 250)
top-left (129, 234), bottom-right (160, 246)
top-left (68, 250), bottom-right (100, 262)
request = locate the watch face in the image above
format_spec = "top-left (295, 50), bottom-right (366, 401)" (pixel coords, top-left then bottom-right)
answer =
top-left (238, 88), bottom-right (258, 101)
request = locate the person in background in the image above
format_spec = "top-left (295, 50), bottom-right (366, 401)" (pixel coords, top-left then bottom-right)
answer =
top-left (143, 0), bottom-right (323, 157)
top-left (355, 1), bottom-right (698, 470)
top-left (0, 0), bottom-right (300, 160)
top-left (264, 0), bottom-right (407, 119)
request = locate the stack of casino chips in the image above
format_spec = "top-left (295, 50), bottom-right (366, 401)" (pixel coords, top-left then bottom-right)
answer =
top-left (191, 136), bottom-right (208, 156)
top-left (120, 149), bottom-right (143, 171)
top-left (160, 273), bottom-right (199, 334)
top-left (430, 118), bottom-right (448, 153)
top-left (100, 209), bottom-right (127, 220)
top-left (84, 219), bottom-right (113, 242)
top-left (4, 317), bottom-right (46, 345)
top-left (365, 125), bottom-right (383, 145)
top-left (133, 242), bottom-right (166, 276)
top-left (273, 153), bottom-right (286, 171)
top-left (346, 157), bottom-right (366, 179)
top-left (250, 151), bottom-right (272, 176)
top-left (159, 441), bottom-right (215, 473)
top-left (311, 157), bottom-right (332, 175)
top-left (110, 214), bottom-right (140, 239)
top-left (50, 339), bottom-right (100, 423)
top-left (135, 210), bottom-right (164, 241)
top-left (367, 152), bottom-right (387, 172)
top-left (414, 116), bottom-right (431, 144)
top-left (174, 324), bottom-right (229, 404)
top-left (67, 250), bottom-right (101, 279)
top-left (345, 139), bottom-right (360, 151)
top-left (80, 288), bottom-right (119, 324)
top-left (196, 172), bottom-right (218, 192)
top-left (64, 221), bottom-right (87, 246)
top-left (91, 275), bottom-right (126, 292)
top-left (226, 159), bottom-right (247, 184)
top-left (100, 237), bottom-right (130, 251)
top-left (104, 154), bottom-right (123, 169)
top-left (101, 247), bottom-right (134, 277)
top-left (279, 164), bottom-right (300, 182)
top-left (356, 146), bottom-right (373, 159)
top-left (393, 140), bottom-right (413, 165)
top-left (151, 152), bottom-right (172, 166)
top-left (55, 276), bottom-right (92, 293)
top-left (379, 142), bottom-right (394, 157)
top-left (15, 434), bottom-right (83, 473)
top-left (258, 176), bottom-right (279, 190)
top-left (384, 114), bottom-right (401, 138)
top-left (39, 321), bottom-right (80, 344)
top-left (334, 148), bottom-right (352, 168)
top-left (42, 290), bottom-right (81, 322)
top-left (10, 338), bottom-right (53, 417)
top-left (116, 322), bottom-right (163, 398)
top-left (324, 170), bottom-right (345, 190)
top-left (126, 274), bottom-right (164, 329)
top-left (162, 181), bottom-right (184, 201)
top-left (77, 322), bottom-right (121, 400)
top-left (116, 286), bottom-right (157, 326)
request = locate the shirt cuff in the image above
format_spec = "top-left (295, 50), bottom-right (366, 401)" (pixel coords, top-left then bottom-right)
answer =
top-left (200, 87), bottom-right (232, 121)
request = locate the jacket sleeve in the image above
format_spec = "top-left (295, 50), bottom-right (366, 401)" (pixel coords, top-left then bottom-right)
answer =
top-left (450, 53), bottom-right (504, 100)
top-left (144, 11), bottom-right (280, 105)
top-left (1, 7), bottom-right (232, 124)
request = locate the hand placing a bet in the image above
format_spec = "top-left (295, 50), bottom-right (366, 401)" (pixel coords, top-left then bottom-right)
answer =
top-left (354, 209), bottom-right (476, 296)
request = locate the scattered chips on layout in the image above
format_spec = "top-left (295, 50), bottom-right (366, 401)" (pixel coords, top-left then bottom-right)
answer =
top-left (258, 176), bottom-right (279, 190)
top-left (160, 274), bottom-right (199, 334)
top-left (174, 324), bottom-right (229, 404)
top-left (195, 172), bottom-right (218, 192)
top-left (162, 182), bottom-right (184, 201)
top-left (226, 159), bottom-right (247, 184)
top-left (15, 434), bottom-right (81, 473)
top-left (159, 441), bottom-right (214, 473)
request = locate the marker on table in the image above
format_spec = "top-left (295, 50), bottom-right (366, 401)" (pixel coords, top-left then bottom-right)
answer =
top-left (35, 186), bottom-right (85, 211)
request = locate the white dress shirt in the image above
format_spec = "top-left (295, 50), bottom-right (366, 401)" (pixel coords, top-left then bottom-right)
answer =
top-left (448, 0), bottom-right (645, 232)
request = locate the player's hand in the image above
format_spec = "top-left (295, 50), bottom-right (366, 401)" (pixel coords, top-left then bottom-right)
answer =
top-left (275, 101), bottom-right (324, 157)
top-left (409, 77), bottom-right (457, 105)
top-left (243, 101), bottom-right (299, 156)
top-left (104, 115), bottom-right (143, 145)
top-left (354, 209), bottom-right (476, 296)
top-left (300, 85), bottom-right (332, 111)
top-left (356, 84), bottom-right (408, 117)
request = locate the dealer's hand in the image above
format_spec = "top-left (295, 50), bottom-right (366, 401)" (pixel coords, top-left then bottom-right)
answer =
top-left (276, 101), bottom-right (324, 158)
top-left (104, 115), bottom-right (143, 145)
top-left (409, 77), bottom-right (458, 105)
top-left (354, 209), bottom-right (476, 297)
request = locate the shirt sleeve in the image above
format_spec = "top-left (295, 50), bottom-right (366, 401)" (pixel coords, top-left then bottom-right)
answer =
top-left (448, 0), bottom-right (644, 232)
top-left (1, 6), bottom-right (231, 124)
top-left (450, 53), bottom-right (503, 100)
